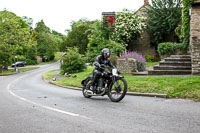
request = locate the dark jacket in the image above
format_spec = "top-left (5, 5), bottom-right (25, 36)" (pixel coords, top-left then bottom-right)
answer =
top-left (93, 55), bottom-right (114, 69)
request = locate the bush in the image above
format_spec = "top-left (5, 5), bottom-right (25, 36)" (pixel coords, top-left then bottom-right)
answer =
top-left (120, 51), bottom-right (146, 72)
top-left (26, 59), bottom-right (37, 65)
top-left (157, 42), bottom-right (185, 57)
top-left (61, 47), bottom-right (86, 74)
top-left (144, 55), bottom-right (155, 62)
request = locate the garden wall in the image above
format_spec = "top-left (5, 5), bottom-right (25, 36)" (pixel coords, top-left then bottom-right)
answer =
top-left (116, 58), bottom-right (137, 74)
top-left (191, 1), bottom-right (200, 75)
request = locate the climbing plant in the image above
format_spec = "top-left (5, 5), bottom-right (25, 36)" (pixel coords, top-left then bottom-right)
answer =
top-left (181, 0), bottom-right (196, 48)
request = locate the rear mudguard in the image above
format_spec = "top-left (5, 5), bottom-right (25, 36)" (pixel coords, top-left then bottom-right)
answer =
top-left (81, 76), bottom-right (92, 86)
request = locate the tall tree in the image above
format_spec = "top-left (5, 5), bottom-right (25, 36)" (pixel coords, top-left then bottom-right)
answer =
top-left (35, 20), bottom-right (50, 33)
top-left (0, 10), bottom-right (30, 72)
top-left (145, 0), bottom-right (182, 45)
top-left (35, 20), bottom-right (58, 61)
top-left (63, 19), bottom-right (92, 54)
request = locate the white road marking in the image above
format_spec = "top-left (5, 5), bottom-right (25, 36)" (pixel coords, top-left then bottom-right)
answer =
top-left (7, 66), bottom-right (91, 120)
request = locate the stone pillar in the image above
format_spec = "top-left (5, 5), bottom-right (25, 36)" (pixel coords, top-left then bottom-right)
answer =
top-left (191, 1), bottom-right (200, 75)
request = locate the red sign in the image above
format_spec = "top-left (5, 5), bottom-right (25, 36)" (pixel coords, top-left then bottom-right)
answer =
top-left (103, 15), bottom-right (115, 27)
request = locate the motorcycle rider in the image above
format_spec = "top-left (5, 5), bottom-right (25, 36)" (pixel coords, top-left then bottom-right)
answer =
top-left (90, 48), bottom-right (115, 92)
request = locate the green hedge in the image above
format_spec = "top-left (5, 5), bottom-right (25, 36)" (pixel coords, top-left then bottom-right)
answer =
top-left (157, 42), bottom-right (185, 57)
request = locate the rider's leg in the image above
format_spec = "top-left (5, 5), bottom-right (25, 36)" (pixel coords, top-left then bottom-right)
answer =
top-left (90, 69), bottom-right (101, 90)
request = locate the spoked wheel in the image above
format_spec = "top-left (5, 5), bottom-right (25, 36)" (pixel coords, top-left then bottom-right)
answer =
top-left (82, 77), bottom-right (92, 98)
top-left (108, 78), bottom-right (127, 102)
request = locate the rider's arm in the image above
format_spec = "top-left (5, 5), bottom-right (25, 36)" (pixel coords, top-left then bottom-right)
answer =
top-left (93, 55), bottom-right (101, 68)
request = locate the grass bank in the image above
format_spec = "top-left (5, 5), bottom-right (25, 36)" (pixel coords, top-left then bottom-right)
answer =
top-left (0, 67), bottom-right (39, 75)
top-left (44, 66), bottom-right (200, 101)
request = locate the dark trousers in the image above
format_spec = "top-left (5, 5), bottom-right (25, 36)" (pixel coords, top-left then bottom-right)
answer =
top-left (91, 69), bottom-right (102, 86)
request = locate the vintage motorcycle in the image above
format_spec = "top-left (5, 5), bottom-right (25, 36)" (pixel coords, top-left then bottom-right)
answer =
top-left (81, 67), bottom-right (127, 102)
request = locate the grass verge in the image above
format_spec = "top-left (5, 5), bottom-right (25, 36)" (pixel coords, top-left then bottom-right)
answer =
top-left (146, 61), bottom-right (159, 67)
top-left (0, 67), bottom-right (39, 75)
top-left (44, 66), bottom-right (200, 101)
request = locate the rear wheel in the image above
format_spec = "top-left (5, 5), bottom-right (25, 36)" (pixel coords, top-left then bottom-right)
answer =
top-left (108, 78), bottom-right (127, 102)
top-left (82, 77), bottom-right (92, 98)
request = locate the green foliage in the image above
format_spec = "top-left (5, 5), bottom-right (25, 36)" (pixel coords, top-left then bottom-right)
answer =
top-left (35, 20), bottom-right (50, 33)
top-left (87, 40), bottom-right (125, 62)
top-left (61, 47), bottom-right (86, 74)
top-left (26, 59), bottom-right (37, 65)
top-left (37, 32), bottom-right (57, 61)
top-left (157, 42), bottom-right (184, 56)
top-left (22, 16), bottom-right (33, 32)
top-left (64, 19), bottom-right (92, 54)
top-left (145, 0), bottom-right (182, 45)
top-left (181, 0), bottom-right (196, 48)
top-left (87, 20), bottom-right (111, 48)
top-left (52, 30), bottom-right (65, 52)
top-left (0, 10), bottom-right (30, 68)
top-left (35, 20), bottom-right (64, 61)
top-left (111, 9), bottom-right (145, 47)
top-left (16, 55), bottom-right (26, 61)
top-left (86, 20), bottom-right (125, 62)
top-left (144, 55), bottom-right (155, 62)
top-left (137, 61), bottom-right (146, 72)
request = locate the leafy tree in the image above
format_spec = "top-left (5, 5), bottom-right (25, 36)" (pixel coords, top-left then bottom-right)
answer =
top-left (51, 30), bottom-right (65, 52)
top-left (52, 30), bottom-right (65, 41)
top-left (37, 32), bottom-right (58, 61)
top-left (88, 20), bottom-right (111, 48)
top-left (111, 9), bottom-right (145, 47)
top-left (63, 19), bottom-right (92, 54)
top-left (86, 20), bottom-right (125, 62)
top-left (35, 20), bottom-right (50, 33)
top-left (0, 10), bottom-right (30, 72)
top-left (145, 0), bottom-right (182, 45)
top-left (35, 20), bottom-right (59, 61)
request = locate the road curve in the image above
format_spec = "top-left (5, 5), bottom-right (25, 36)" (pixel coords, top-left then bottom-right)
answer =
top-left (0, 61), bottom-right (200, 133)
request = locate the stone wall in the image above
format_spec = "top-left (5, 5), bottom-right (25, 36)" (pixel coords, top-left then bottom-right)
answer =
top-left (116, 58), bottom-right (137, 74)
top-left (191, 2), bottom-right (200, 75)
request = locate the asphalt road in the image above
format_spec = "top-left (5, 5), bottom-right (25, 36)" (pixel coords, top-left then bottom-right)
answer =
top-left (0, 62), bottom-right (200, 133)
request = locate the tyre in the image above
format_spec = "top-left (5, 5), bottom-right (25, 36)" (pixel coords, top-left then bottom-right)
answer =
top-left (82, 77), bottom-right (92, 98)
top-left (108, 78), bottom-right (127, 102)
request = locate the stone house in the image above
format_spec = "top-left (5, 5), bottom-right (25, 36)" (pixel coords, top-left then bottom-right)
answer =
top-left (127, 0), bottom-right (156, 56)
top-left (128, 0), bottom-right (179, 56)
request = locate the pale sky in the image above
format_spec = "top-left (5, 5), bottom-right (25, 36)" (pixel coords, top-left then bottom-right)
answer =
top-left (0, 0), bottom-right (145, 35)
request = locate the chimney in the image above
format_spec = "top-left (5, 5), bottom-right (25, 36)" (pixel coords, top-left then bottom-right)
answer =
top-left (144, 0), bottom-right (149, 6)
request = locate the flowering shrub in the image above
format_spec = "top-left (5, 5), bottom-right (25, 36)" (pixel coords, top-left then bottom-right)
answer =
top-left (120, 51), bottom-right (146, 71)
top-left (111, 9), bottom-right (146, 47)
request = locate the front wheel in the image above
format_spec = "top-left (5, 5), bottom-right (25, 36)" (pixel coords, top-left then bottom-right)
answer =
top-left (108, 78), bottom-right (127, 102)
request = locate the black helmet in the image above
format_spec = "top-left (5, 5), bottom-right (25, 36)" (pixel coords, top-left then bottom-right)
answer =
top-left (102, 48), bottom-right (110, 58)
